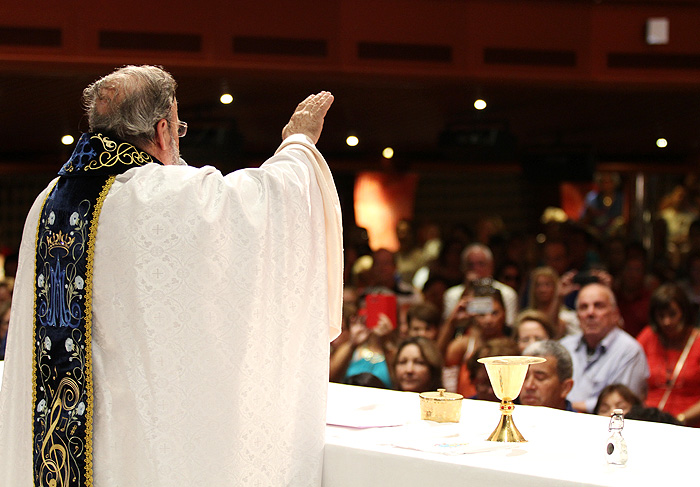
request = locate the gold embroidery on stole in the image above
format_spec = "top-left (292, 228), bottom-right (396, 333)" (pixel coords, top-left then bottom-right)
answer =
top-left (32, 176), bottom-right (117, 487)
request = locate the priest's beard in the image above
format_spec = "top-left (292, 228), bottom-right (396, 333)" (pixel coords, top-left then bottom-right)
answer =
top-left (169, 136), bottom-right (183, 166)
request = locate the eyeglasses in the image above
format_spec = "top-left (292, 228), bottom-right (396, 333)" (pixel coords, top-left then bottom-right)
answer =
top-left (175, 121), bottom-right (188, 138)
top-left (161, 120), bottom-right (188, 138)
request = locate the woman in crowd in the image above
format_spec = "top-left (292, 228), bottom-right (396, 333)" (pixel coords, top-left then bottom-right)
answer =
top-left (444, 289), bottom-right (509, 397)
top-left (524, 266), bottom-right (578, 337)
top-left (393, 336), bottom-right (443, 392)
top-left (637, 282), bottom-right (700, 425)
top-left (594, 384), bottom-right (642, 417)
top-left (329, 307), bottom-right (396, 388)
top-left (513, 310), bottom-right (556, 354)
top-left (513, 309), bottom-right (557, 353)
top-left (466, 337), bottom-right (521, 402)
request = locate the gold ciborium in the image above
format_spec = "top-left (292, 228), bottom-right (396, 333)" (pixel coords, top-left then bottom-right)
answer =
top-left (477, 355), bottom-right (546, 442)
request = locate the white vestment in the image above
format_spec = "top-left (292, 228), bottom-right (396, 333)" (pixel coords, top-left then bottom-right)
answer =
top-left (0, 134), bottom-right (343, 486)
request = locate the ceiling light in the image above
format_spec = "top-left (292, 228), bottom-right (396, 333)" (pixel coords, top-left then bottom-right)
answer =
top-left (656, 138), bottom-right (668, 148)
top-left (474, 99), bottom-right (487, 110)
top-left (382, 147), bottom-right (394, 159)
top-left (346, 135), bottom-right (359, 147)
top-left (220, 93), bottom-right (234, 105)
top-left (61, 135), bottom-right (74, 146)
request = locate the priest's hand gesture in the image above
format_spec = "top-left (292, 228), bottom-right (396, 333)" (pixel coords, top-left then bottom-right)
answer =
top-left (282, 91), bottom-right (334, 144)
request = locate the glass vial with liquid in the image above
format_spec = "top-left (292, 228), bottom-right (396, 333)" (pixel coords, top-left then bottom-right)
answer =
top-left (606, 408), bottom-right (628, 466)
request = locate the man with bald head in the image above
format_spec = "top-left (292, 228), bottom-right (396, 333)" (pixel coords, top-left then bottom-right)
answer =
top-left (560, 283), bottom-right (649, 413)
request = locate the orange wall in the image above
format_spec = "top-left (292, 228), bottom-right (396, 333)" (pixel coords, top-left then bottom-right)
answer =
top-left (1, 1), bottom-right (699, 85)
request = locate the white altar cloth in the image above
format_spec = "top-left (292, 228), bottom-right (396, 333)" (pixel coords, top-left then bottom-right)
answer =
top-left (324, 382), bottom-right (697, 486)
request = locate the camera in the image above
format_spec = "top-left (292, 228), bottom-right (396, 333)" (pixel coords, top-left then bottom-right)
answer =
top-left (573, 271), bottom-right (598, 286)
top-left (467, 277), bottom-right (495, 314)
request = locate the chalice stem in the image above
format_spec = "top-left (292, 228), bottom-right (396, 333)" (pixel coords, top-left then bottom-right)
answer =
top-left (487, 400), bottom-right (527, 442)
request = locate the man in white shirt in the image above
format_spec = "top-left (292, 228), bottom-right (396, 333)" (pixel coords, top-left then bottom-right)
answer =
top-left (442, 243), bottom-right (518, 325)
top-left (560, 283), bottom-right (649, 413)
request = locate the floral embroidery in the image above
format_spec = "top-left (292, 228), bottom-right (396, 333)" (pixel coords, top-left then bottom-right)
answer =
top-left (33, 137), bottom-right (134, 487)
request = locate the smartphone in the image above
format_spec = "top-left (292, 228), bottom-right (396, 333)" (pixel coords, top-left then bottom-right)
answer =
top-left (467, 296), bottom-right (494, 315)
top-left (365, 294), bottom-right (397, 329)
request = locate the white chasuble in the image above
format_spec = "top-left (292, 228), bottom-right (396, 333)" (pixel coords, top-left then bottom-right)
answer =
top-left (0, 134), bottom-right (343, 486)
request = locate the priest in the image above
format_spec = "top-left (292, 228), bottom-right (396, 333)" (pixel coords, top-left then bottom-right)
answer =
top-left (0, 65), bottom-right (342, 486)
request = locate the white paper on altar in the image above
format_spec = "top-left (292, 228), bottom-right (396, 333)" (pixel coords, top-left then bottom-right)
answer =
top-left (376, 421), bottom-right (518, 456)
top-left (326, 401), bottom-right (409, 428)
top-left (326, 382), bottom-right (416, 428)
top-left (391, 438), bottom-right (519, 456)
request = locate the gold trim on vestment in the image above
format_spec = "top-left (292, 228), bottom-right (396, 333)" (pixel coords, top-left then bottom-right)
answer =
top-left (82, 175), bottom-right (116, 484)
top-left (31, 175), bottom-right (116, 487)
top-left (83, 134), bottom-right (153, 171)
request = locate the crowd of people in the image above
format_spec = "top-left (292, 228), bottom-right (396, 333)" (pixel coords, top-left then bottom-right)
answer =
top-left (3, 167), bottom-right (699, 430)
top-left (332, 183), bottom-right (700, 427)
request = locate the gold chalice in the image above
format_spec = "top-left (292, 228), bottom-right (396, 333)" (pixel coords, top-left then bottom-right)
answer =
top-left (477, 355), bottom-right (546, 442)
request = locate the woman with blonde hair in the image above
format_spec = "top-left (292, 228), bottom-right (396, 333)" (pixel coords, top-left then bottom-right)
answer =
top-left (525, 266), bottom-right (578, 338)
top-left (513, 309), bottom-right (556, 353)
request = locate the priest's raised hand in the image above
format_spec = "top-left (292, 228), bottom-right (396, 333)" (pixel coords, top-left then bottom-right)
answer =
top-left (282, 91), bottom-right (334, 144)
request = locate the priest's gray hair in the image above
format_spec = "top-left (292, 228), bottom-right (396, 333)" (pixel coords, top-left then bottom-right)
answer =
top-left (522, 340), bottom-right (573, 382)
top-left (83, 65), bottom-right (177, 148)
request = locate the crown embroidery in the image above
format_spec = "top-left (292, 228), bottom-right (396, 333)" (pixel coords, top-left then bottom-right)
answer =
top-left (47, 230), bottom-right (75, 255)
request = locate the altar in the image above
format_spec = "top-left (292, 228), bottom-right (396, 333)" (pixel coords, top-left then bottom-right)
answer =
top-left (1, 364), bottom-right (694, 485)
top-left (324, 382), bottom-right (696, 486)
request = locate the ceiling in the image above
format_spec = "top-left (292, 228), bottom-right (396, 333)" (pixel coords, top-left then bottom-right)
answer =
top-left (1, 67), bottom-right (700, 177)
top-left (3, 0), bottom-right (700, 176)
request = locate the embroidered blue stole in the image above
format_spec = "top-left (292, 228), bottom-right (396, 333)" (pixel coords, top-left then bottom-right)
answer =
top-left (32, 133), bottom-right (161, 487)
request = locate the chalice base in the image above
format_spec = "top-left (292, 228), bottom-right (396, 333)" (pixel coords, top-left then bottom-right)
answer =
top-left (486, 402), bottom-right (527, 443)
